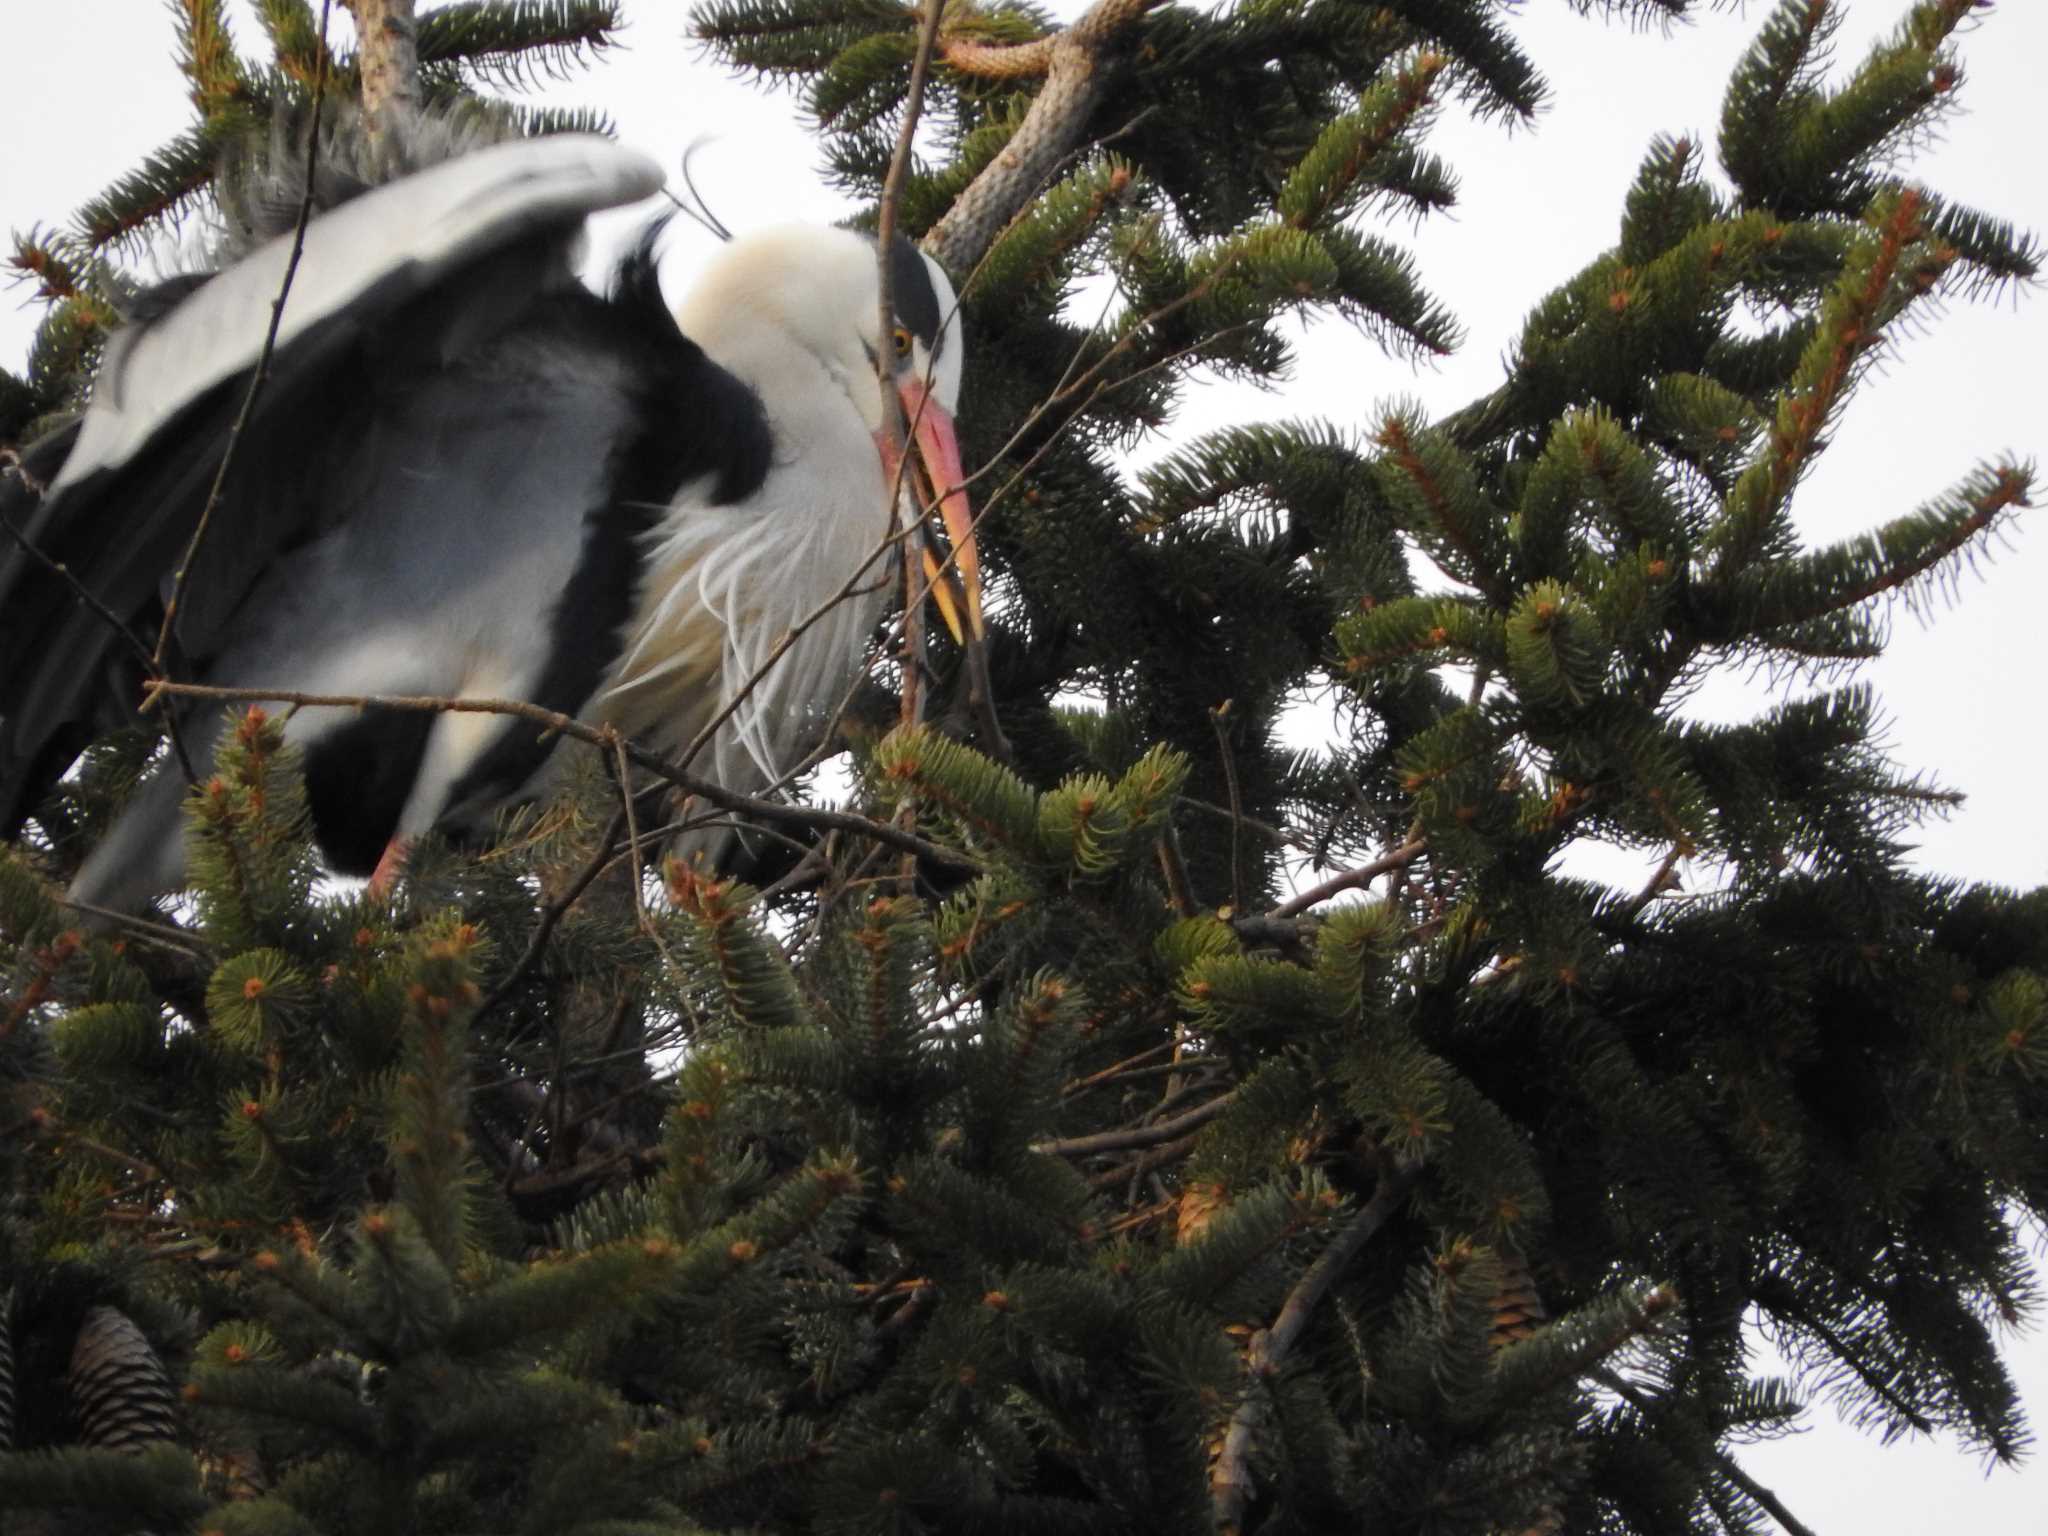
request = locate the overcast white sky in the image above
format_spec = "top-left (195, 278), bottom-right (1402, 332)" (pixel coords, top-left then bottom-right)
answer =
top-left (3, 2), bottom-right (2043, 1528)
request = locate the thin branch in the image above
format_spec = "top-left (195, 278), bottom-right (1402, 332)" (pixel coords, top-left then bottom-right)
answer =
top-left (1211, 1163), bottom-right (1421, 1532)
top-left (876, 0), bottom-right (946, 387)
top-left (57, 899), bottom-right (212, 956)
top-left (0, 500), bottom-right (156, 676)
top-left (1209, 702), bottom-right (1246, 913)
top-left (1268, 837), bottom-right (1426, 920)
top-left (1061, 1046), bottom-right (1184, 1096)
top-left (153, 0), bottom-right (334, 675)
top-left (1156, 820), bottom-right (1200, 918)
top-left (878, 0), bottom-right (949, 877)
top-left (1180, 795), bottom-right (1298, 850)
top-left (5, 433), bottom-right (199, 786)
top-left (142, 682), bottom-right (984, 873)
top-left (609, 731), bottom-right (649, 928)
top-left (1084, 1130), bottom-right (1200, 1190)
top-left (471, 806), bottom-right (628, 1030)
top-left (1617, 843), bottom-right (1685, 922)
top-left (1030, 1088), bottom-right (1237, 1157)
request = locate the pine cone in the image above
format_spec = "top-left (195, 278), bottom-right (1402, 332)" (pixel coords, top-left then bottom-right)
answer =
top-left (66, 1305), bottom-right (181, 1453)
top-left (1177, 1180), bottom-right (1229, 1244)
top-left (0, 1285), bottom-right (16, 1450)
top-left (1490, 1254), bottom-right (1564, 1536)
top-left (1488, 1251), bottom-right (1550, 1353)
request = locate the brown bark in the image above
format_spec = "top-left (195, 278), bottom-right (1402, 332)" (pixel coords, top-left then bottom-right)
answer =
top-left (923, 0), bottom-right (1165, 276)
top-left (343, 0), bottom-right (420, 142)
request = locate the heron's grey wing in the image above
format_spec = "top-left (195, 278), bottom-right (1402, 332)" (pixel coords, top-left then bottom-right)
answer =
top-left (55, 234), bottom-right (773, 905)
top-left (0, 136), bottom-right (662, 837)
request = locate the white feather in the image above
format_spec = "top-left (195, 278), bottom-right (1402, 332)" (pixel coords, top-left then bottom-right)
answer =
top-left (601, 225), bottom-right (966, 813)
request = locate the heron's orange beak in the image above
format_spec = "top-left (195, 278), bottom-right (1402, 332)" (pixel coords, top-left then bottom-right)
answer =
top-left (878, 379), bottom-right (983, 646)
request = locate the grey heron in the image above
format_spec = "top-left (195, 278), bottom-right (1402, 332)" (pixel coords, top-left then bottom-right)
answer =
top-left (0, 132), bottom-right (980, 908)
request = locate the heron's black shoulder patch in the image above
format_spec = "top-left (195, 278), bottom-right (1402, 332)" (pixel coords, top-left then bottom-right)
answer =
top-left (608, 219), bottom-right (772, 505)
top-left (435, 219), bottom-right (775, 822)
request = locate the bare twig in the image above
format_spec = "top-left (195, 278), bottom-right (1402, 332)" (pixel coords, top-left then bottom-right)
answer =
top-left (1156, 822), bottom-right (1200, 918)
top-left (1268, 837), bottom-right (1426, 920)
top-left (142, 682), bottom-right (983, 873)
top-left (1069, 1058), bottom-right (1218, 1093)
top-left (878, 0), bottom-right (949, 877)
top-left (599, 727), bottom-right (662, 943)
top-left (1059, 1043), bottom-right (1176, 1096)
top-left (0, 503), bottom-right (156, 676)
top-left (1211, 1163), bottom-right (1421, 1532)
top-left (876, 0), bottom-right (947, 389)
top-left (153, 0), bottom-right (334, 675)
top-left (1209, 702), bottom-right (1246, 913)
top-left (1618, 844), bottom-right (1685, 921)
top-left (1181, 796), bottom-right (1298, 850)
top-left (1030, 1088), bottom-right (1237, 1157)
top-left (1084, 1131), bottom-right (1201, 1190)
top-left (56, 899), bottom-right (212, 956)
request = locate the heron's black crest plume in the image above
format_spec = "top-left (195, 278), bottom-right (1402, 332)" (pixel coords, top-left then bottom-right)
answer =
top-left (666, 140), bottom-right (734, 244)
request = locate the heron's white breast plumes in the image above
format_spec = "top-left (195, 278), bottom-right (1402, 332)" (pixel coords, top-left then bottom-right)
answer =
top-left (598, 220), bottom-right (967, 820)
top-left (604, 461), bottom-right (894, 797)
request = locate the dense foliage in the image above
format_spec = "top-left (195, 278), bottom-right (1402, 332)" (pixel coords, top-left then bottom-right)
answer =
top-left (2, 1), bottom-right (2041, 1533)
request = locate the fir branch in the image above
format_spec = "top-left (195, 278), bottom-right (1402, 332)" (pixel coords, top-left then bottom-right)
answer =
top-left (505, 102), bottom-right (615, 138)
top-left (415, 0), bottom-right (623, 92)
top-left (1709, 186), bottom-right (1939, 579)
top-left (1374, 412), bottom-right (1511, 607)
top-left (72, 126), bottom-right (227, 253)
top-left (1739, 460), bottom-right (2033, 632)
top-left (1592, 1366), bottom-right (1820, 1536)
top-left (7, 228), bottom-right (88, 302)
top-left (176, 0), bottom-right (249, 118)
top-left (1211, 1160), bottom-right (1422, 1532)
top-left (254, 0), bottom-right (342, 88)
top-left (1277, 51), bottom-right (1446, 233)
top-left (1757, 1282), bottom-right (1938, 1437)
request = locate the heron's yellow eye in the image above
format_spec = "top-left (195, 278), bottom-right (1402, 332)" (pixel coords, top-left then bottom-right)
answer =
top-left (891, 326), bottom-right (914, 359)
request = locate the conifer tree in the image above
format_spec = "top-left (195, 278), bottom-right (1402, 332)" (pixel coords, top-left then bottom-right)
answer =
top-left (2, 2), bottom-right (2042, 1534)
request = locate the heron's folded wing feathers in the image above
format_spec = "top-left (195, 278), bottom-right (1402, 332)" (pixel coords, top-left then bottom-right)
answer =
top-left (0, 136), bottom-right (664, 835)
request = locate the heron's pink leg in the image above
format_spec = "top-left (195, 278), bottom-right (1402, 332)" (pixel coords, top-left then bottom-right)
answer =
top-left (368, 837), bottom-right (410, 898)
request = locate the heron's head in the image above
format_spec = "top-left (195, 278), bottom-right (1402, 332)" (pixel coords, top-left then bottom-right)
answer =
top-left (677, 224), bottom-right (980, 642)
